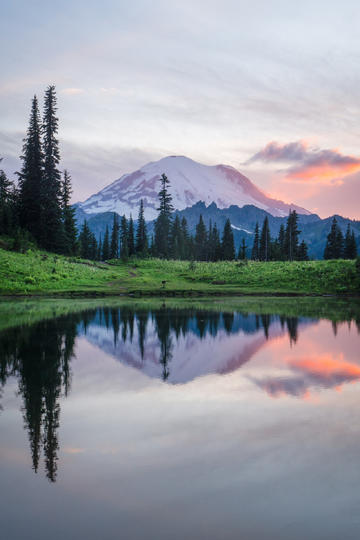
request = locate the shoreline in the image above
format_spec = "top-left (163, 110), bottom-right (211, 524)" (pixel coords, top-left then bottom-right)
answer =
top-left (1, 290), bottom-right (359, 299)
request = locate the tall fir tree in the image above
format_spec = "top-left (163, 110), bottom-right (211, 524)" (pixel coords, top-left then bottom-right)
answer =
top-left (194, 214), bottom-right (208, 260)
top-left (120, 215), bottom-right (129, 259)
top-left (0, 164), bottom-right (15, 235)
top-left (89, 232), bottom-right (98, 260)
top-left (170, 214), bottom-right (183, 259)
top-left (335, 225), bottom-right (344, 258)
top-left (284, 210), bottom-right (300, 261)
top-left (128, 215), bottom-right (135, 256)
top-left (207, 220), bottom-right (216, 261)
top-left (102, 225), bottom-right (110, 260)
top-left (17, 95), bottom-right (43, 242)
top-left (135, 199), bottom-right (148, 256)
top-left (79, 221), bottom-right (92, 259)
top-left (251, 222), bottom-right (260, 260)
top-left (221, 218), bottom-right (235, 260)
top-left (181, 217), bottom-right (191, 259)
top-left (324, 217), bottom-right (343, 259)
top-left (298, 240), bottom-right (309, 261)
top-left (238, 238), bottom-right (247, 260)
top-left (154, 174), bottom-right (173, 257)
top-left (344, 224), bottom-right (357, 259)
top-left (110, 213), bottom-right (120, 259)
top-left (259, 217), bottom-right (271, 261)
top-left (212, 223), bottom-right (222, 261)
top-left (41, 85), bottom-right (64, 252)
top-left (278, 223), bottom-right (285, 260)
top-left (97, 235), bottom-right (102, 261)
top-left (61, 170), bottom-right (77, 255)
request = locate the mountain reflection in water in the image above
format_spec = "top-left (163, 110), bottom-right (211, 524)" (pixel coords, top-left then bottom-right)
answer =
top-left (0, 303), bottom-right (360, 483)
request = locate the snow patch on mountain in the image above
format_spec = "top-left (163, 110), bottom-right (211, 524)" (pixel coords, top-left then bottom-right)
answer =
top-left (231, 224), bottom-right (254, 234)
top-left (78, 155), bottom-right (310, 220)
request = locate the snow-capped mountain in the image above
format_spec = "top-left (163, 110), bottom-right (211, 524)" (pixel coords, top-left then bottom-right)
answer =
top-left (78, 155), bottom-right (310, 220)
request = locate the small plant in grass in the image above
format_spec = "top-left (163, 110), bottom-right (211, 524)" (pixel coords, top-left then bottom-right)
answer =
top-left (188, 260), bottom-right (196, 272)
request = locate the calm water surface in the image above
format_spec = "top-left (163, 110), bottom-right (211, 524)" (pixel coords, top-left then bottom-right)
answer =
top-left (1, 298), bottom-right (360, 540)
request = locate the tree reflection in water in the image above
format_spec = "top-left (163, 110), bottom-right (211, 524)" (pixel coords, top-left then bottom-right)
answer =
top-left (1, 303), bottom-right (359, 482)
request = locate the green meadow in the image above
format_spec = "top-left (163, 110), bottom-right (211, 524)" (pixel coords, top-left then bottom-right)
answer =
top-left (0, 246), bottom-right (359, 297)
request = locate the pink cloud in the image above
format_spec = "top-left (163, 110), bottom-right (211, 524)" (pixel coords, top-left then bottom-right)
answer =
top-left (246, 140), bottom-right (360, 183)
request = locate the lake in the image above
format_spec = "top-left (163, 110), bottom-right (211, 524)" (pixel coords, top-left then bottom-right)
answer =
top-left (1, 297), bottom-right (360, 539)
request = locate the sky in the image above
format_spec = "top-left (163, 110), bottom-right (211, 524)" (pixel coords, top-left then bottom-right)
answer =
top-left (1, 0), bottom-right (360, 219)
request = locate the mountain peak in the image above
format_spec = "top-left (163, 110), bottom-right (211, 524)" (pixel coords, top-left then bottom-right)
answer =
top-left (79, 155), bottom-right (310, 220)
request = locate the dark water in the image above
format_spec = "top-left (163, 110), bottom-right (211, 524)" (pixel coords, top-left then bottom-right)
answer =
top-left (1, 298), bottom-right (360, 540)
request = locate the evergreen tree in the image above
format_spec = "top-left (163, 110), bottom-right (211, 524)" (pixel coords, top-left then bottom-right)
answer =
top-left (259, 216), bottom-right (271, 261)
top-left (149, 235), bottom-right (155, 257)
top-left (17, 95), bottom-right (43, 242)
top-left (207, 220), bottom-right (217, 261)
top-left (251, 222), bottom-right (260, 260)
top-left (221, 218), bottom-right (235, 260)
top-left (89, 232), bottom-right (98, 260)
top-left (181, 217), bottom-right (191, 259)
top-left (170, 214), bottom-right (183, 259)
top-left (269, 238), bottom-right (281, 261)
top-left (97, 235), bottom-right (102, 261)
top-left (324, 217), bottom-right (343, 259)
top-left (344, 225), bottom-right (357, 259)
top-left (0, 164), bottom-right (15, 234)
top-left (284, 210), bottom-right (300, 261)
top-left (61, 170), bottom-right (77, 255)
top-left (79, 221), bottom-right (92, 259)
top-left (135, 199), bottom-right (148, 256)
top-left (350, 231), bottom-right (357, 259)
top-left (335, 226), bottom-right (344, 259)
top-left (213, 223), bottom-right (222, 261)
top-left (41, 85), bottom-right (64, 252)
top-left (278, 223), bottom-right (285, 260)
top-left (128, 215), bottom-right (135, 256)
top-left (238, 238), bottom-right (247, 260)
top-left (194, 214), bottom-right (208, 260)
top-left (120, 215), bottom-right (129, 259)
top-left (102, 225), bottom-right (110, 260)
top-left (110, 213), bottom-right (119, 259)
top-left (298, 239), bottom-right (309, 261)
top-left (154, 174), bottom-right (173, 257)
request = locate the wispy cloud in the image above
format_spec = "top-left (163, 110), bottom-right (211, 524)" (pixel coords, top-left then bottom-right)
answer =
top-left (61, 87), bottom-right (85, 95)
top-left (245, 140), bottom-right (360, 182)
top-left (99, 87), bottom-right (120, 95)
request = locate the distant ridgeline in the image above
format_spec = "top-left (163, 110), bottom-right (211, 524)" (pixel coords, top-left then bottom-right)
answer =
top-left (74, 201), bottom-right (360, 260)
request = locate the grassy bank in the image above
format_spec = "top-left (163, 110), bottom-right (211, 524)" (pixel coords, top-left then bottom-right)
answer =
top-left (0, 247), bottom-right (359, 296)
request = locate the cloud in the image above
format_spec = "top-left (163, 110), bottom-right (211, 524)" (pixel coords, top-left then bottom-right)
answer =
top-left (245, 140), bottom-right (360, 183)
top-left (60, 140), bottom-right (162, 202)
top-left (246, 141), bottom-right (310, 164)
top-left (251, 354), bottom-right (360, 399)
top-left (99, 87), bottom-right (120, 95)
top-left (0, 130), bottom-right (161, 201)
top-left (61, 88), bottom-right (84, 95)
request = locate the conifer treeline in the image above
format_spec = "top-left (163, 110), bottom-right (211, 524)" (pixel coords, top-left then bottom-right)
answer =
top-left (324, 217), bottom-right (357, 259)
top-left (250, 211), bottom-right (309, 261)
top-left (0, 86), bottom-right (78, 254)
